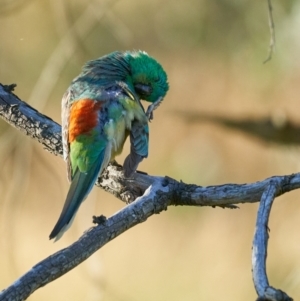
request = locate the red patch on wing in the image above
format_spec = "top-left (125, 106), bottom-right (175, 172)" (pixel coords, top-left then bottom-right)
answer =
top-left (69, 99), bottom-right (102, 143)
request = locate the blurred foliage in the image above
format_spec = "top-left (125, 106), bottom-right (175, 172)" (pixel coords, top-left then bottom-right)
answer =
top-left (1, 0), bottom-right (300, 301)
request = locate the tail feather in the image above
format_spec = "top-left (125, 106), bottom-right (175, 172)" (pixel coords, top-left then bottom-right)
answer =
top-left (49, 151), bottom-right (105, 241)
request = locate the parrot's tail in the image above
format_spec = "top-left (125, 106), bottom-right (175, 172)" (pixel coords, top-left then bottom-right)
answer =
top-left (49, 151), bottom-right (105, 241)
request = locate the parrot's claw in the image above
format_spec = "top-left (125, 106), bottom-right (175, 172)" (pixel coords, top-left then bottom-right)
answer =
top-left (146, 96), bottom-right (163, 122)
top-left (93, 215), bottom-right (107, 224)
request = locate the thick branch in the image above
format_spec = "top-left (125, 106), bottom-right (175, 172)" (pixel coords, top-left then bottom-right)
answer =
top-left (0, 83), bottom-right (298, 301)
top-left (0, 84), bottom-right (62, 156)
top-left (0, 178), bottom-right (169, 301)
top-left (1, 172), bottom-right (300, 301)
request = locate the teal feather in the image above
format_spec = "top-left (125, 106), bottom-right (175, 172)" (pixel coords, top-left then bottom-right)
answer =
top-left (123, 120), bottom-right (149, 177)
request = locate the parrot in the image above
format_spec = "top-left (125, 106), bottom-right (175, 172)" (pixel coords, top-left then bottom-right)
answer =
top-left (49, 50), bottom-right (169, 241)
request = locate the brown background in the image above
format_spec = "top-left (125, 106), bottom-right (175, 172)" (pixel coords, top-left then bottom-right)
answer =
top-left (1, 0), bottom-right (300, 300)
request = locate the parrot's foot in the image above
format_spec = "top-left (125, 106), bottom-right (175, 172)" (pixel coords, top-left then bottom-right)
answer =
top-left (93, 215), bottom-right (107, 225)
top-left (146, 96), bottom-right (163, 122)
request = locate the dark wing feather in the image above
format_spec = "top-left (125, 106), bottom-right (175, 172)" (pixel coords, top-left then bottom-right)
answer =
top-left (123, 119), bottom-right (149, 177)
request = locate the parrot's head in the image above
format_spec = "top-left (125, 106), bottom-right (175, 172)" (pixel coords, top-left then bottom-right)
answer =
top-left (127, 51), bottom-right (169, 103)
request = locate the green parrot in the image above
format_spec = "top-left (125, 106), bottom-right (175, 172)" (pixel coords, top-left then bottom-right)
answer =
top-left (49, 50), bottom-right (169, 240)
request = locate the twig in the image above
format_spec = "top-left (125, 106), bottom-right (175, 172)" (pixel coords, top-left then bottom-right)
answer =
top-left (264, 0), bottom-right (276, 64)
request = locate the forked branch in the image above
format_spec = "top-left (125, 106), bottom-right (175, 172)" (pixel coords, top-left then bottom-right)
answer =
top-left (0, 84), bottom-right (295, 301)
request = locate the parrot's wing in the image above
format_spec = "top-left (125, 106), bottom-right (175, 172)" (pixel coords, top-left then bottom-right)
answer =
top-left (61, 89), bottom-right (73, 182)
top-left (123, 119), bottom-right (149, 177)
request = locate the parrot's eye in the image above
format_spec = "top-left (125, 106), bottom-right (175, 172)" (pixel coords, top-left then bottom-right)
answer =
top-left (134, 83), bottom-right (153, 96)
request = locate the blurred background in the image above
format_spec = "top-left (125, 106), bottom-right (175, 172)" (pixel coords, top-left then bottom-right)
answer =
top-left (1, 0), bottom-right (300, 300)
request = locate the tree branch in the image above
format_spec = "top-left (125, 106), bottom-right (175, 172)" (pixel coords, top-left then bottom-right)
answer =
top-left (0, 83), bottom-right (296, 301)
top-left (252, 182), bottom-right (293, 301)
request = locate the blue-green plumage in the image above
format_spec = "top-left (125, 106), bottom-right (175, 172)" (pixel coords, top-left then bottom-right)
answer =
top-left (49, 50), bottom-right (169, 240)
top-left (50, 151), bottom-right (104, 240)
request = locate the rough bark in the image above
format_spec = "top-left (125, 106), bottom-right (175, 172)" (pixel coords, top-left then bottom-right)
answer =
top-left (0, 84), bottom-right (295, 301)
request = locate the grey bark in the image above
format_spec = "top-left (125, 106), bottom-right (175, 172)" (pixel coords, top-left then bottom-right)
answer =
top-left (0, 83), bottom-right (295, 301)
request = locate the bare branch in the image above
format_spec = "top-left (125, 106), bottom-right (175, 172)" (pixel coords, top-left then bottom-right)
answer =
top-left (252, 182), bottom-right (293, 301)
top-left (0, 84), bottom-right (62, 156)
top-left (264, 0), bottom-right (276, 64)
top-left (252, 183), bottom-right (276, 295)
top-left (0, 178), bottom-right (169, 301)
top-left (0, 83), bottom-right (298, 301)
